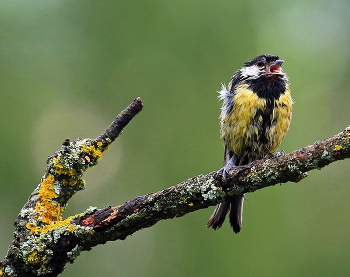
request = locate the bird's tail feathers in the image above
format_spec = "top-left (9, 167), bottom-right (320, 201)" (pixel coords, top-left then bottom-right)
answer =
top-left (229, 194), bottom-right (244, 233)
top-left (206, 200), bottom-right (230, 230)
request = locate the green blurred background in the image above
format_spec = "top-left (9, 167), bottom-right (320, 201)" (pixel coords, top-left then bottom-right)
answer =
top-left (1, 1), bottom-right (350, 276)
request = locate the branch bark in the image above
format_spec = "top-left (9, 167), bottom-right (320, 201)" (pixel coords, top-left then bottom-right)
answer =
top-left (1, 97), bottom-right (349, 276)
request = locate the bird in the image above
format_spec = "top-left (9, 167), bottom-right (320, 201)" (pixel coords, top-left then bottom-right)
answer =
top-left (207, 54), bottom-right (293, 233)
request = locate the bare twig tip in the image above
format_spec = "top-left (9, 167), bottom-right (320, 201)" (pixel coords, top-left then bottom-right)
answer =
top-left (96, 98), bottom-right (144, 143)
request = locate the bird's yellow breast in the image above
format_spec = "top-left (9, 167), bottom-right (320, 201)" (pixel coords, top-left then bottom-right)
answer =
top-left (220, 84), bottom-right (292, 157)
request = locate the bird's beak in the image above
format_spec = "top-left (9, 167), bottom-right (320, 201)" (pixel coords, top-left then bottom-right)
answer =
top-left (269, 59), bottom-right (284, 74)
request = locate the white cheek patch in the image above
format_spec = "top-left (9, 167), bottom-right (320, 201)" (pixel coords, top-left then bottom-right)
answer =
top-left (240, 65), bottom-right (261, 79)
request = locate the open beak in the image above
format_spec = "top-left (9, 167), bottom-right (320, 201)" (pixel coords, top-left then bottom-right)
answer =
top-left (268, 59), bottom-right (284, 74)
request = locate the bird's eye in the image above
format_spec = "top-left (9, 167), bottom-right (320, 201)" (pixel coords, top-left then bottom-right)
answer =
top-left (256, 61), bottom-right (265, 67)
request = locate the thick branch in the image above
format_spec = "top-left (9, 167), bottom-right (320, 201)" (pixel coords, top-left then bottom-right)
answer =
top-left (1, 93), bottom-right (349, 276)
top-left (75, 126), bottom-right (350, 247)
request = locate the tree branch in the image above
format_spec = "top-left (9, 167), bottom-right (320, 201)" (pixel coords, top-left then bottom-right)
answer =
top-left (1, 98), bottom-right (143, 277)
top-left (1, 96), bottom-right (349, 276)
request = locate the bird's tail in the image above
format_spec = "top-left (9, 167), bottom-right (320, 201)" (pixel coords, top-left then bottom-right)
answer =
top-left (206, 200), bottom-right (230, 230)
top-left (229, 194), bottom-right (244, 233)
top-left (207, 194), bottom-right (244, 233)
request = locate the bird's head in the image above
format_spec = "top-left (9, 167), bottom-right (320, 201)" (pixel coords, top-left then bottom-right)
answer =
top-left (240, 54), bottom-right (285, 80)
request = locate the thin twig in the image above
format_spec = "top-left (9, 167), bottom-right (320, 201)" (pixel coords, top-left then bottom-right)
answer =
top-left (97, 97), bottom-right (143, 143)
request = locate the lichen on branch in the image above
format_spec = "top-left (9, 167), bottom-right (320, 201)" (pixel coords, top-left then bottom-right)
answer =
top-left (1, 98), bottom-right (143, 277)
top-left (1, 97), bottom-right (349, 277)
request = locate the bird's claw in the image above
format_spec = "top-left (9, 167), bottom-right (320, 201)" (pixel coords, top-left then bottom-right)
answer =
top-left (216, 158), bottom-right (236, 184)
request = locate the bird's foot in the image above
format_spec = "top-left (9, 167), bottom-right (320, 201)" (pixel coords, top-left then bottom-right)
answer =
top-left (216, 158), bottom-right (236, 183)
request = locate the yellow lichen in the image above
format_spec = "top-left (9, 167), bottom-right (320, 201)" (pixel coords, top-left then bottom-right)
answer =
top-left (70, 179), bottom-right (79, 186)
top-left (24, 140), bottom-right (103, 236)
top-left (26, 173), bottom-right (84, 234)
top-left (54, 167), bottom-right (76, 176)
top-left (334, 145), bottom-right (342, 151)
top-left (81, 144), bottom-right (103, 159)
top-left (36, 174), bottom-right (64, 224)
top-left (26, 223), bottom-right (41, 235)
top-left (52, 158), bottom-right (62, 167)
top-left (93, 149), bottom-right (102, 158)
top-left (26, 174), bottom-right (65, 234)
top-left (67, 224), bottom-right (77, 233)
top-left (40, 214), bottom-right (85, 234)
top-left (52, 157), bottom-right (75, 175)
top-left (27, 251), bottom-right (40, 264)
top-left (96, 141), bottom-right (103, 147)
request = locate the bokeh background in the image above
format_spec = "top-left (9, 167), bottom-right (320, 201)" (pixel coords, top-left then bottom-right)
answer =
top-left (1, 1), bottom-right (350, 276)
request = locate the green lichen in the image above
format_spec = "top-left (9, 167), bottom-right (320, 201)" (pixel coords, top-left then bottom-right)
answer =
top-left (201, 183), bottom-right (226, 201)
top-left (246, 166), bottom-right (263, 183)
top-left (4, 266), bottom-right (15, 276)
top-left (84, 206), bottom-right (99, 214)
top-left (287, 164), bottom-right (307, 182)
top-left (321, 150), bottom-right (335, 161)
top-left (66, 245), bottom-right (83, 262)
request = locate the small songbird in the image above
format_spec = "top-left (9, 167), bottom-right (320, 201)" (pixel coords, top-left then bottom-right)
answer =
top-left (207, 54), bottom-right (293, 233)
